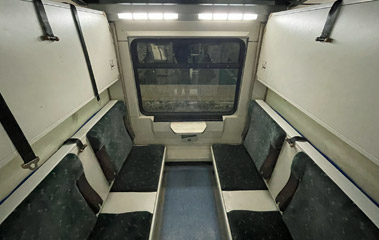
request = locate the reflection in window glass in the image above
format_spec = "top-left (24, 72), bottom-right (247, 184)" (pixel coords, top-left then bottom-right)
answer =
top-left (131, 38), bottom-right (245, 120)
top-left (136, 41), bottom-right (241, 64)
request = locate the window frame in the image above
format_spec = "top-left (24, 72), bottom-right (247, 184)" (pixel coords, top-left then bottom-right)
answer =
top-left (130, 37), bottom-right (246, 122)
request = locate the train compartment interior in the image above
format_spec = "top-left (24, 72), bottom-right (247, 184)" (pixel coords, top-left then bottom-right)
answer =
top-left (0, 0), bottom-right (378, 239)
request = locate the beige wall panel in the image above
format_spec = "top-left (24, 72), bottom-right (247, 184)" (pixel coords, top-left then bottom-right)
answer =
top-left (0, 91), bottom-right (110, 203)
top-left (266, 90), bottom-right (379, 203)
top-left (0, 0), bottom-right (118, 167)
top-left (79, 9), bottom-right (119, 92)
top-left (257, 1), bottom-right (379, 165)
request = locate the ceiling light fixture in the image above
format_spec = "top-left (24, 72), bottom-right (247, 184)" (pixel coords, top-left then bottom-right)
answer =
top-left (243, 13), bottom-right (258, 20)
top-left (148, 13), bottom-right (163, 20)
top-left (133, 12), bottom-right (148, 20)
top-left (228, 13), bottom-right (243, 20)
top-left (213, 13), bottom-right (228, 20)
top-left (164, 13), bottom-right (179, 20)
top-left (118, 13), bottom-right (132, 20)
top-left (198, 13), bottom-right (213, 20)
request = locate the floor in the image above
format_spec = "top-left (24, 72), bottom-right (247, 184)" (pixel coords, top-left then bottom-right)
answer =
top-left (159, 164), bottom-right (222, 240)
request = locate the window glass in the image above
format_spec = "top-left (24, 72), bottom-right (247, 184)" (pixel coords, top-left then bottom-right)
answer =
top-left (131, 38), bottom-right (245, 121)
top-left (136, 41), bottom-right (241, 64)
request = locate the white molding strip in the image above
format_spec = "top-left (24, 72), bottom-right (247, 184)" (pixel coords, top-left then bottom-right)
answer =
top-left (222, 190), bottom-right (278, 212)
top-left (148, 147), bottom-right (166, 240)
top-left (211, 147), bottom-right (233, 240)
top-left (101, 192), bottom-right (156, 214)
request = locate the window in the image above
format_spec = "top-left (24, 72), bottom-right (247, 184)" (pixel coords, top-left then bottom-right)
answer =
top-left (130, 38), bottom-right (246, 121)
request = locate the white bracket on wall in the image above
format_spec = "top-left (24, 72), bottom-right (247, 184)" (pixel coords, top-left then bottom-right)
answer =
top-left (170, 122), bottom-right (207, 135)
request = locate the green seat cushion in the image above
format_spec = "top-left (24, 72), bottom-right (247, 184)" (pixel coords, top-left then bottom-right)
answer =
top-left (0, 154), bottom-right (97, 240)
top-left (213, 144), bottom-right (267, 190)
top-left (283, 153), bottom-right (379, 240)
top-left (244, 101), bottom-right (286, 173)
top-left (89, 212), bottom-right (152, 240)
top-left (111, 145), bottom-right (164, 192)
top-left (228, 210), bottom-right (292, 240)
top-left (87, 101), bottom-right (133, 174)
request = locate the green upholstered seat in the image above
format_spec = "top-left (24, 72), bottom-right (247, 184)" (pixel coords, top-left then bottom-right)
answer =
top-left (0, 154), bottom-right (97, 240)
top-left (283, 152), bottom-right (379, 240)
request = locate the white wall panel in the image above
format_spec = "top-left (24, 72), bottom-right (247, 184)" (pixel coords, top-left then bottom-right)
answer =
top-left (0, 0), bottom-right (118, 167)
top-left (0, 127), bottom-right (16, 168)
top-left (79, 9), bottom-right (119, 92)
top-left (257, 1), bottom-right (379, 165)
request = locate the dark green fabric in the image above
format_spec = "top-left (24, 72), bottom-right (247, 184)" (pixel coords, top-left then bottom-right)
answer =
top-left (244, 101), bottom-right (286, 170)
top-left (89, 212), bottom-right (152, 240)
top-left (275, 152), bottom-right (311, 211)
top-left (111, 145), bottom-right (164, 192)
top-left (87, 101), bottom-right (133, 174)
top-left (228, 210), bottom-right (293, 240)
top-left (241, 98), bottom-right (253, 140)
top-left (0, 154), bottom-right (97, 240)
top-left (290, 152), bottom-right (310, 180)
top-left (283, 153), bottom-right (379, 240)
top-left (212, 144), bottom-right (267, 190)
